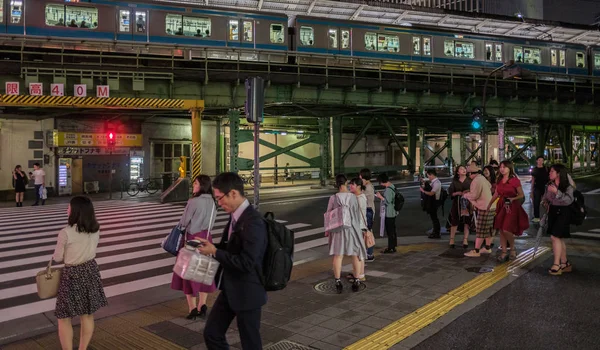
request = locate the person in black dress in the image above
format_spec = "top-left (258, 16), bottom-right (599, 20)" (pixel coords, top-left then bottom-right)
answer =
top-left (12, 165), bottom-right (27, 207)
top-left (543, 164), bottom-right (574, 275)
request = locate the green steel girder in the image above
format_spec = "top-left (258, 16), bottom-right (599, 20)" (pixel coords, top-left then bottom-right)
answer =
top-left (239, 133), bottom-right (322, 170)
top-left (507, 139), bottom-right (534, 163)
top-left (380, 117), bottom-right (410, 161)
top-left (228, 110), bottom-right (241, 173)
top-left (424, 142), bottom-right (448, 165)
top-left (465, 145), bottom-right (482, 164)
top-left (342, 117), bottom-right (376, 162)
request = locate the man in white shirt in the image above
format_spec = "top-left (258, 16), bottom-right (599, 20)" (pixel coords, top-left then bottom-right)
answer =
top-left (420, 169), bottom-right (442, 238)
top-left (32, 163), bottom-right (46, 206)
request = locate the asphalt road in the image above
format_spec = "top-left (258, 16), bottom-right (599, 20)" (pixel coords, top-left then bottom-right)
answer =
top-left (257, 174), bottom-right (600, 240)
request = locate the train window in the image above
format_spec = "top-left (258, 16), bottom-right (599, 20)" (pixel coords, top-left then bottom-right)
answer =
top-left (165, 14), bottom-right (182, 35)
top-left (576, 52), bottom-right (585, 68)
top-left (10, 1), bottom-right (23, 24)
top-left (551, 49), bottom-right (557, 66)
top-left (495, 44), bottom-right (502, 61)
top-left (243, 21), bottom-right (253, 42)
top-left (0, 2), bottom-right (4, 23)
top-left (65, 6), bottom-right (98, 29)
top-left (523, 47), bottom-right (541, 64)
top-left (595, 54), bottom-right (600, 70)
top-left (329, 29), bottom-right (338, 49)
top-left (299, 26), bottom-right (314, 46)
top-left (378, 34), bottom-right (399, 52)
top-left (444, 40), bottom-right (454, 57)
top-left (270, 24), bottom-right (284, 43)
top-left (184, 16), bottom-right (211, 37)
top-left (514, 47), bottom-right (523, 63)
top-left (45, 4), bottom-right (65, 27)
top-left (559, 50), bottom-right (565, 67)
top-left (454, 41), bottom-right (474, 59)
top-left (341, 30), bottom-right (350, 49)
top-left (119, 10), bottom-right (130, 32)
top-left (229, 20), bottom-right (239, 41)
top-left (135, 12), bottom-right (146, 33)
top-left (413, 37), bottom-right (420, 55)
top-left (364, 32), bottom-right (376, 51)
top-left (423, 37), bottom-right (431, 56)
top-left (485, 43), bottom-right (493, 61)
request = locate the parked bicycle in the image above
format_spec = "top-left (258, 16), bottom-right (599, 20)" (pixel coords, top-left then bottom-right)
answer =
top-left (126, 177), bottom-right (160, 196)
top-left (240, 174), bottom-right (254, 187)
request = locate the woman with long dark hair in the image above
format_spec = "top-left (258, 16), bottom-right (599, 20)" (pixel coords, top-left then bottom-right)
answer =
top-left (447, 165), bottom-right (473, 249)
top-left (325, 174), bottom-right (367, 293)
top-left (12, 165), bottom-right (27, 207)
top-left (171, 175), bottom-right (217, 319)
top-left (53, 196), bottom-right (106, 350)
top-left (483, 165), bottom-right (497, 194)
top-left (488, 161), bottom-right (529, 261)
top-left (543, 164), bottom-right (575, 275)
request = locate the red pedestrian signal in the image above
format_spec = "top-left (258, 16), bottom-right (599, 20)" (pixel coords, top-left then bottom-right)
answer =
top-left (107, 131), bottom-right (116, 147)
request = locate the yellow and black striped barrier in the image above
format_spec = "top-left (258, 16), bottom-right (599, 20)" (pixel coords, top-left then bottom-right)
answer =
top-left (0, 94), bottom-right (203, 110)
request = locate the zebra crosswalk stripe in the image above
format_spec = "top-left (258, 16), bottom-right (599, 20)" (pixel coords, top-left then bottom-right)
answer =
top-left (0, 201), bottom-right (328, 324)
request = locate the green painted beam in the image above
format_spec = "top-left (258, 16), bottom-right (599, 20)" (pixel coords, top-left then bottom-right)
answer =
top-left (257, 138), bottom-right (318, 166)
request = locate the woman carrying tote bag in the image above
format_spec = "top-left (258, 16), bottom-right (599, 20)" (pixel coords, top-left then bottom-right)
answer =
top-left (170, 175), bottom-right (217, 320)
top-left (52, 196), bottom-right (106, 350)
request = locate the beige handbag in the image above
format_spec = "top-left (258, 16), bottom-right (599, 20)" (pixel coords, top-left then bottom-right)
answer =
top-left (360, 210), bottom-right (376, 248)
top-left (36, 260), bottom-right (62, 299)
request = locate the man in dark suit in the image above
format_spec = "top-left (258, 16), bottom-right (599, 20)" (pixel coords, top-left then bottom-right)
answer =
top-left (197, 172), bottom-right (267, 350)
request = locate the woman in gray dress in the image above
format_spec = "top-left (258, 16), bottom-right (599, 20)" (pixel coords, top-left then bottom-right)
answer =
top-left (325, 174), bottom-right (367, 293)
top-left (171, 175), bottom-right (217, 319)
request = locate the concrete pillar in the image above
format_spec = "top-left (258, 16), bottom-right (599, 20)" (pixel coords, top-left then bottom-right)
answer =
top-left (332, 117), bottom-right (342, 175)
top-left (318, 117), bottom-right (330, 186)
top-left (560, 125), bottom-right (573, 172)
top-left (215, 118), bottom-right (221, 175)
top-left (191, 108), bottom-right (202, 179)
top-left (228, 109), bottom-right (241, 173)
top-left (407, 120), bottom-right (417, 174)
top-left (537, 123), bottom-right (549, 159)
top-left (497, 118), bottom-right (506, 161)
top-left (418, 128), bottom-right (425, 175)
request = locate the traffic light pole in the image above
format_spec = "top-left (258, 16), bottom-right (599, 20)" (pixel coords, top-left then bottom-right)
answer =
top-left (108, 148), bottom-right (113, 200)
top-left (246, 77), bottom-right (264, 209)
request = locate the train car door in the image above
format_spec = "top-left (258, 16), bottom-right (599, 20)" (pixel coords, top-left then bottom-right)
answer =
top-left (133, 10), bottom-right (147, 42)
top-left (328, 28), bottom-right (339, 55)
top-left (0, 1), bottom-right (5, 34)
top-left (6, 0), bottom-right (23, 35)
top-left (116, 8), bottom-right (132, 41)
top-left (340, 28), bottom-right (351, 55)
top-left (227, 19), bottom-right (241, 48)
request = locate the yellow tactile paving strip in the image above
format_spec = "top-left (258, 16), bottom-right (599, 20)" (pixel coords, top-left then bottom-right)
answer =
top-left (345, 246), bottom-right (551, 350)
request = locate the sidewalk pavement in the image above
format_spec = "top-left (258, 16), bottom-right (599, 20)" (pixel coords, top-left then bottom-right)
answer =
top-left (4, 233), bottom-right (585, 350)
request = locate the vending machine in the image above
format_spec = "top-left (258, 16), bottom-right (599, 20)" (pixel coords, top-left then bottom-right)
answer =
top-left (130, 156), bottom-right (143, 182)
top-left (58, 158), bottom-right (72, 196)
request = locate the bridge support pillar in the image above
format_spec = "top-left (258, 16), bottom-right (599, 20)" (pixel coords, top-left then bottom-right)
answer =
top-left (332, 117), bottom-right (343, 175)
top-left (418, 128), bottom-right (425, 175)
top-left (497, 118), bottom-right (506, 162)
top-left (407, 120), bottom-right (417, 175)
top-left (216, 118), bottom-right (222, 175)
top-left (558, 125), bottom-right (573, 172)
top-left (318, 117), bottom-right (330, 186)
top-left (447, 132), bottom-right (453, 171)
top-left (585, 133), bottom-right (591, 173)
top-left (228, 109), bottom-right (241, 173)
top-left (460, 134), bottom-right (466, 165)
top-left (191, 108), bottom-right (203, 179)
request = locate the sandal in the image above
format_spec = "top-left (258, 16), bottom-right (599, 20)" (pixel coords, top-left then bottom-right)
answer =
top-left (462, 239), bottom-right (469, 249)
top-left (449, 237), bottom-right (455, 249)
top-left (561, 260), bottom-right (573, 273)
top-left (509, 250), bottom-right (517, 260)
top-left (548, 264), bottom-right (562, 275)
top-left (497, 252), bottom-right (509, 262)
top-left (346, 273), bottom-right (355, 281)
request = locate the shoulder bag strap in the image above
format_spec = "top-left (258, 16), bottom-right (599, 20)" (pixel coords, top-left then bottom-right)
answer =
top-left (207, 202), bottom-right (216, 233)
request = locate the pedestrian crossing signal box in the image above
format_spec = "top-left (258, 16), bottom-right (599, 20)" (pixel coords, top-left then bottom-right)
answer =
top-left (107, 131), bottom-right (116, 148)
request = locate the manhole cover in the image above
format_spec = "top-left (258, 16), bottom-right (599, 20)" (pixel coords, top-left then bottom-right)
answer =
top-left (264, 340), bottom-right (314, 350)
top-left (465, 266), bottom-right (494, 273)
top-left (314, 279), bottom-right (366, 294)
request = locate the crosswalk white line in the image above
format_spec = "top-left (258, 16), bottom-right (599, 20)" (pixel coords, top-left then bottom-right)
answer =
top-left (0, 200), bottom-right (330, 324)
top-left (590, 229), bottom-right (600, 233)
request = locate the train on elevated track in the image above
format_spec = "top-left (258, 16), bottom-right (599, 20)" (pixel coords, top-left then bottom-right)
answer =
top-left (1, 0), bottom-right (599, 77)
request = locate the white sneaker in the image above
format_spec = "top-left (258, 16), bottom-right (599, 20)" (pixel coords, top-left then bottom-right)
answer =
top-left (464, 250), bottom-right (481, 257)
top-left (479, 247), bottom-right (492, 254)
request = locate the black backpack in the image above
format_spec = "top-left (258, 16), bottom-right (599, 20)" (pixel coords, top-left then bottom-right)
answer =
top-left (570, 190), bottom-right (586, 226)
top-left (394, 190), bottom-right (405, 212)
top-left (261, 212), bottom-right (294, 291)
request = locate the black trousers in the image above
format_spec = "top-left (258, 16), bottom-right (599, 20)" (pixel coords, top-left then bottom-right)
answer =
top-left (533, 187), bottom-right (544, 219)
top-left (204, 292), bottom-right (262, 350)
top-left (385, 217), bottom-right (397, 250)
top-left (429, 205), bottom-right (440, 235)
